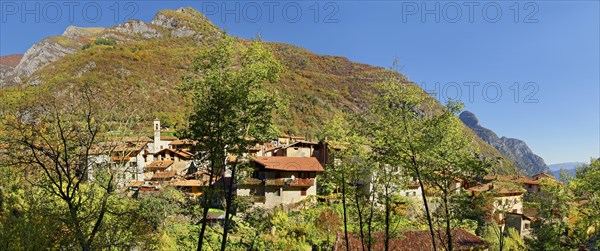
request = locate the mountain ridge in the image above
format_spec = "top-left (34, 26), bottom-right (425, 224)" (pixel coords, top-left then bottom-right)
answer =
top-left (459, 111), bottom-right (549, 176)
top-left (0, 7), bottom-right (520, 175)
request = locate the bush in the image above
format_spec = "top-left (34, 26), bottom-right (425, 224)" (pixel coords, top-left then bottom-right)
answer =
top-left (95, 38), bottom-right (117, 46)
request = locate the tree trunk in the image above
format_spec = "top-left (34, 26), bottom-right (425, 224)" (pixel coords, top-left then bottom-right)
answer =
top-left (414, 162), bottom-right (438, 251)
top-left (443, 191), bottom-right (452, 251)
top-left (384, 183), bottom-right (391, 251)
top-left (197, 161), bottom-right (216, 251)
top-left (367, 181), bottom-right (376, 251)
top-left (355, 188), bottom-right (366, 251)
top-left (220, 162), bottom-right (237, 251)
top-left (340, 152), bottom-right (350, 251)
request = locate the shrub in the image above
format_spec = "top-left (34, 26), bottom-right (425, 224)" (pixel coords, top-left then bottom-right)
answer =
top-left (95, 38), bottom-right (117, 46)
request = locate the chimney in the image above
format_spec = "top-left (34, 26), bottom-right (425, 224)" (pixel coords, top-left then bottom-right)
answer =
top-left (153, 119), bottom-right (160, 153)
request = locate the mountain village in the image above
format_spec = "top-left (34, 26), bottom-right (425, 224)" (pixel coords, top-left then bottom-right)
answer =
top-left (86, 119), bottom-right (568, 250)
top-left (1, 6), bottom-right (598, 251)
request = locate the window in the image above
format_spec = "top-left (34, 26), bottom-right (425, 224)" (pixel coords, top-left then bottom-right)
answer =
top-left (132, 173), bottom-right (136, 180)
top-left (301, 188), bottom-right (307, 196)
top-left (412, 192), bottom-right (416, 197)
top-left (525, 223), bottom-right (530, 229)
top-left (405, 192), bottom-right (410, 197)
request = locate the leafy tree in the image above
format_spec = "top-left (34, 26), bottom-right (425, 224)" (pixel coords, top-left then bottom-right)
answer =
top-left (528, 177), bottom-right (574, 250)
top-left (1, 83), bottom-right (145, 250)
top-left (569, 159), bottom-right (600, 250)
top-left (367, 78), bottom-right (488, 251)
top-left (181, 35), bottom-right (283, 251)
top-left (316, 208), bottom-right (341, 249)
top-left (483, 221), bottom-right (528, 251)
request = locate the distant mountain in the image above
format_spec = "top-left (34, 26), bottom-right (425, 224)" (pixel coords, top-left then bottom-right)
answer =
top-left (460, 111), bottom-right (549, 176)
top-left (0, 54), bottom-right (23, 87)
top-left (548, 162), bottom-right (585, 181)
top-left (548, 162), bottom-right (585, 171)
top-left (0, 54), bottom-right (23, 67)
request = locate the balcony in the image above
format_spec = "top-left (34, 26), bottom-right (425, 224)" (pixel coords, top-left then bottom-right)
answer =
top-left (112, 156), bottom-right (131, 162)
top-left (265, 178), bottom-right (314, 187)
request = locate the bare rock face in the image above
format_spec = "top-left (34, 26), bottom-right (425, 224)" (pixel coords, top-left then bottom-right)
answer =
top-left (14, 37), bottom-right (79, 80)
top-left (151, 7), bottom-right (221, 39)
top-left (460, 111), bottom-right (549, 176)
top-left (0, 37), bottom-right (81, 86)
top-left (0, 7), bottom-right (220, 88)
top-left (113, 20), bottom-right (162, 39)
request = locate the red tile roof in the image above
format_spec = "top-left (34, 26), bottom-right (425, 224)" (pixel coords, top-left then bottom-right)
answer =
top-left (155, 148), bottom-right (193, 159)
top-left (468, 182), bottom-right (526, 196)
top-left (334, 229), bottom-right (488, 251)
top-left (147, 160), bottom-right (174, 170)
top-left (531, 172), bottom-right (555, 180)
top-left (170, 179), bottom-right (206, 187)
top-left (252, 157), bottom-right (324, 172)
top-left (151, 171), bottom-right (176, 180)
top-left (169, 139), bottom-right (196, 145)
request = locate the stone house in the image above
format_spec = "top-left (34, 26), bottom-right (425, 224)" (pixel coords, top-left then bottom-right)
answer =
top-left (469, 181), bottom-right (528, 236)
top-left (89, 137), bottom-right (151, 187)
top-left (238, 156), bottom-right (324, 208)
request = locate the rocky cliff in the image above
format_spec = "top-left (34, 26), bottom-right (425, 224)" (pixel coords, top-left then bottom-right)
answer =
top-left (0, 7), bottom-right (520, 175)
top-left (460, 111), bottom-right (549, 176)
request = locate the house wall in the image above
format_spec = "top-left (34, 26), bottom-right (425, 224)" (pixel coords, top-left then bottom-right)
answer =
top-left (493, 194), bottom-right (524, 220)
top-left (505, 214), bottom-right (531, 237)
top-left (399, 186), bottom-right (423, 199)
top-left (147, 140), bottom-right (173, 155)
top-left (285, 147), bottom-right (313, 157)
top-left (239, 175), bottom-right (318, 208)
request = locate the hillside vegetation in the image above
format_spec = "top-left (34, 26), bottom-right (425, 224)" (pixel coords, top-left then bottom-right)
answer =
top-left (0, 7), bottom-right (519, 175)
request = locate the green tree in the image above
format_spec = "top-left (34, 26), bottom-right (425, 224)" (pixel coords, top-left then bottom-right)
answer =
top-left (1, 83), bottom-right (145, 250)
top-left (181, 35), bottom-right (283, 251)
top-left (367, 78), bottom-right (488, 251)
top-left (528, 177), bottom-right (574, 250)
top-left (569, 159), bottom-right (600, 250)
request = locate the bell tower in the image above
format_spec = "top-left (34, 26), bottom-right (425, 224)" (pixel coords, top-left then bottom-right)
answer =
top-left (153, 119), bottom-right (161, 153)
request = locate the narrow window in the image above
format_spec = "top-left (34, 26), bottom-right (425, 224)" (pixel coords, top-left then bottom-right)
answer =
top-left (301, 188), bottom-right (307, 196)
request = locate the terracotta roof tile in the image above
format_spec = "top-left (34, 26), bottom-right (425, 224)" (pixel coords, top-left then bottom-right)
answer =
top-left (169, 139), bottom-right (196, 145)
top-left (170, 179), bottom-right (206, 187)
top-left (253, 157), bottom-right (324, 172)
top-left (147, 160), bottom-right (174, 170)
top-left (155, 148), bottom-right (193, 159)
top-left (151, 171), bottom-right (176, 180)
top-left (334, 229), bottom-right (487, 251)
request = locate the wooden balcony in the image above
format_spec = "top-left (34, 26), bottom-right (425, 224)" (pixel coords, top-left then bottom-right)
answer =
top-left (112, 156), bottom-right (131, 162)
top-left (265, 178), bottom-right (314, 187)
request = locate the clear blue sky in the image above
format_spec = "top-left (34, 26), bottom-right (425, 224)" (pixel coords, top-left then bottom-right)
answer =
top-left (1, 1), bottom-right (598, 164)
